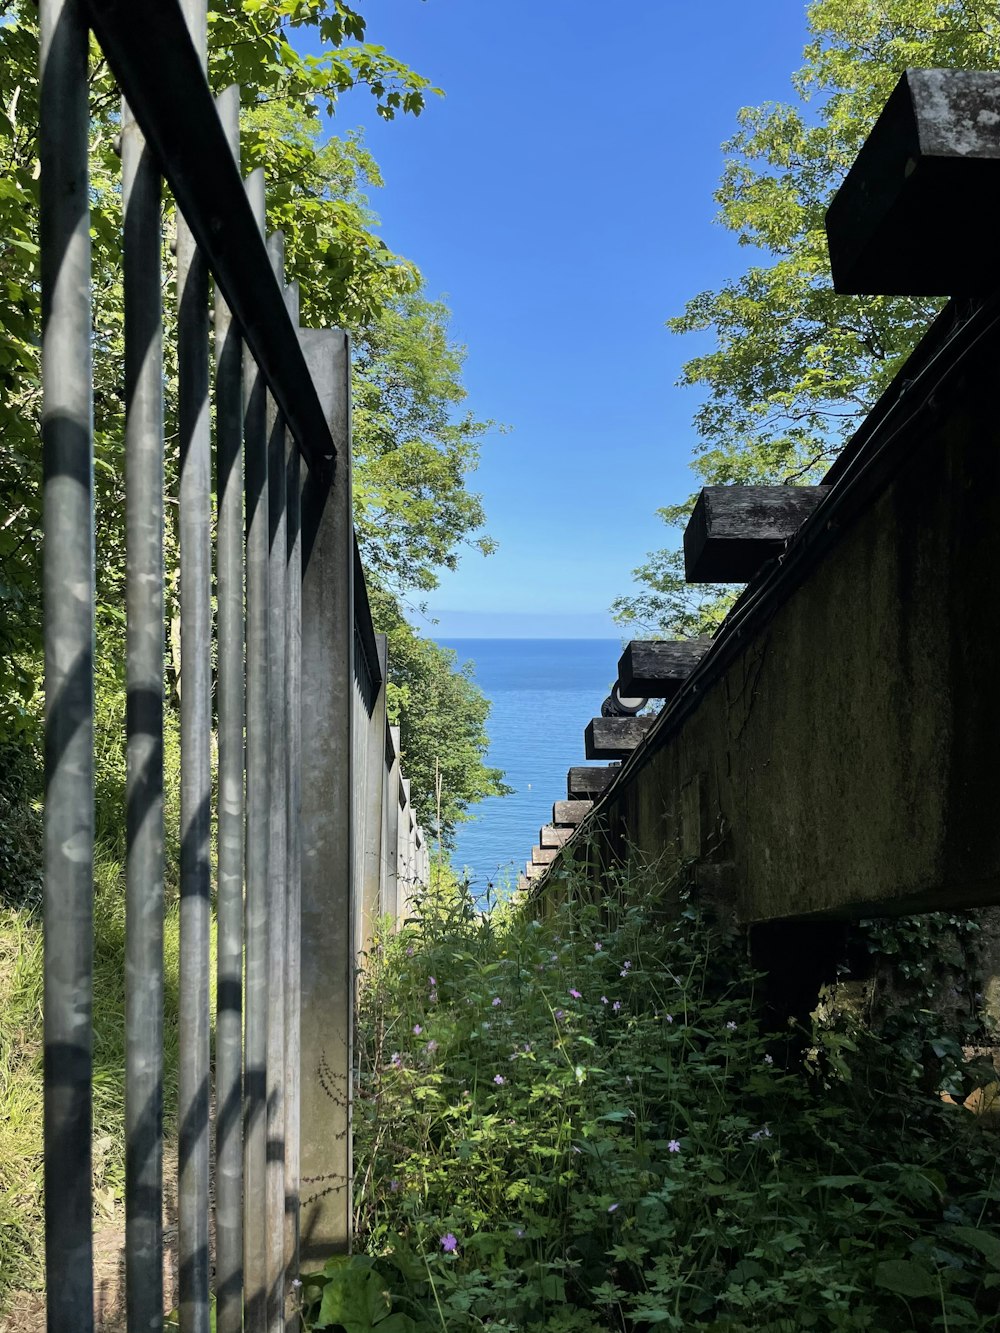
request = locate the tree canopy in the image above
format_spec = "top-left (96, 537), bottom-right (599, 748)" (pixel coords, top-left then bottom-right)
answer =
top-left (0, 0), bottom-right (505, 833)
top-left (613, 0), bottom-right (1000, 635)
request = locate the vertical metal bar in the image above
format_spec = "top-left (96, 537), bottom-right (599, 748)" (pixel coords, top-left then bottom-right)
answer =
top-left (265, 230), bottom-right (288, 1333)
top-left (298, 330), bottom-right (354, 1260)
top-left (384, 727), bottom-right (401, 928)
top-left (359, 636), bottom-right (387, 955)
top-left (215, 83), bottom-right (245, 1333)
top-left (39, 1), bottom-right (94, 1326)
top-left (283, 287), bottom-right (303, 1320)
top-left (122, 94), bottom-right (165, 1333)
top-left (243, 164), bottom-right (270, 1333)
top-left (176, 4), bottom-right (210, 1330)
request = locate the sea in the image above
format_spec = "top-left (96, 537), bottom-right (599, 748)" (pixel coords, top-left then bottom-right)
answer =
top-left (435, 638), bottom-right (622, 900)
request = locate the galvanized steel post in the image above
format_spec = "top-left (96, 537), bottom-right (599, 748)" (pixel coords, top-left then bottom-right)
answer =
top-left (39, 0), bottom-right (95, 1324)
top-left (122, 90), bottom-right (166, 1333)
top-left (214, 83), bottom-right (245, 1333)
top-left (298, 329), bottom-right (354, 1260)
top-left (242, 164), bottom-right (270, 1333)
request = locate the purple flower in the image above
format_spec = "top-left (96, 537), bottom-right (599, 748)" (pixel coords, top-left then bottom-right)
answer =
top-left (726, 1021), bottom-right (737, 1032)
top-left (429, 977), bottom-right (437, 987)
top-left (594, 941), bottom-right (603, 951)
top-left (555, 1009), bottom-right (566, 1021)
top-left (667, 1139), bottom-right (681, 1153)
top-left (750, 1125), bottom-right (772, 1141)
top-left (493, 1073), bottom-right (505, 1085)
top-left (389, 1178), bottom-right (400, 1193)
top-left (763, 1054), bottom-right (774, 1065)
top-left (612, 1000), bottom-right (622, 1013)
top-left (413, 1024), bottom-right (422, 1035)
top-left (440, 1233), bottom-right (458, 1253)
top-left (523, 1043), bottom-right (531, 1053)
top-left (514, 1226), bottom-right (525, 1239)
top-left (601, 996), bottom-right (609, 1005)
top-left (406, 946), bottom-right (414, 957)
top-left (390, 1051), bottom-right (403, 1069)
top-left (426, 1040), bottom-right (438, 1054)
top-left (607, 1202), bottom-right (619, 1213)
top-left (622, 960), bottom-right (632, 971)
top-left (569, 988), bottom-right (582, 999)
top-left (664, 1014), bottom-right (673, 1024)
top-left (491, 996), bottom-right (501, 1007)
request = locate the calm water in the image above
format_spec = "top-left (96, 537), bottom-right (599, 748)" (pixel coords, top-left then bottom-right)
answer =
top-left (436, 638), bottom-right (622, 897)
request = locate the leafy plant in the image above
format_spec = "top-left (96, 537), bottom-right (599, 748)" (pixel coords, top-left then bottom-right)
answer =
top-left (318, 856), bottom-right (1000, 1332)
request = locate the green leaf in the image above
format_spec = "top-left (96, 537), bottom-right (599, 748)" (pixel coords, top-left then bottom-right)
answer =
top-left (874, 1259), bottom-right (938, 1299)
top-left (948, 1226), bottom-right (1000, 1272)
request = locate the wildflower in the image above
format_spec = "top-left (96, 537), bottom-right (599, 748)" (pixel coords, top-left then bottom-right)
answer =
top-left (523, 1043), bottom-right (531, 1053)
top-left (667, 1139), bottom-right (681, 1153)
top-left (664, 1014), bottom-right (673, 1024)
top-left (406, 946), bottom-right (414, 957)
top-left (494, 1073), bottom-right (505, 1085)
top-left (426, 1040), bottom-right (438, 1055)
top-left (429, 977), bottom-right (436, 987)
top-left (625, 1075), bottom-right (632, 1087)
top-left (612, 1000), bottom-right (622, 1012)
top-left (725, 1021), bottom-right (737, 1032)
top-left (763, 1054), bottom-right (774, 1065)
top-left (390, 1052), bottom-right (402, 1069)
top-left (607, 1202), bottom-right (619, 1213)
top-left (601, 995), bottom-right (609, 1005)
top-left (569, 988), bottom-right (582, 999)
top-left (594, 941), bottom-right (603, 951)
top-left (622, 960), bottom-right (632, 971)
top-left (515, 1227), bottom-right (525, 1239)
top-left (440, 1233), bottom-right (458, 1253)
top-left (555, 1009), bottom-right (565, 1021)
top-left (413, 1024), bottom-right (422, 1035)
top-left (429, 990), bottom-right (438, 1003)
top-left (389, 1178), bottom-right (400, 1193)
top-left (492, 996), bottom-right (501, 1007)
top-left (750, 1125), bottom-right (772, 1141)
top-left (291, 1277), bottom-right (303, 1291)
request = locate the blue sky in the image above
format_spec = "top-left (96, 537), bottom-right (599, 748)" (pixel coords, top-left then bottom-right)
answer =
top-left (321, 1), bottom-right (812, 637)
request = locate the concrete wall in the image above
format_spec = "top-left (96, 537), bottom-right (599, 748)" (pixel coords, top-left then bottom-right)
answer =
top-left (562, 302), bottom-right (1000, 927)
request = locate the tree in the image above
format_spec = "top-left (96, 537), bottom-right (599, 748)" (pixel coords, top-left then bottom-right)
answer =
top-left (614, 0), bottom-right (1000, 635)
top-left (369, 588), bottom-right (510, 846)
top-left (0, 0), bottom-right (506, 835)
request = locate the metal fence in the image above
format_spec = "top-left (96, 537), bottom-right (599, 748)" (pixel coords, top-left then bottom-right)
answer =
top-left (39, 1), bottom-right (427, 1329)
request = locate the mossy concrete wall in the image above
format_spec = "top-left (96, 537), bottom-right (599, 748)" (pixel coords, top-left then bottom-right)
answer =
top-left (575, 319), bottom-right (1000, 927)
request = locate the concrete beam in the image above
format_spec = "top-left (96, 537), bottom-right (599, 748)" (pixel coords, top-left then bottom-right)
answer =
top-left (532, 846), bottom-right (559, 865)
top-left (553, 799), bottom-right (592, 825)
top-left (567, 766), bottom-right (616, 799)
top-left (540, 825), bottom-right (573, 849)
top-left (584, 715), bottom-right (656, 760)
top-left (618, 638), bottom-right (711, 698)
top-left (827, 69), bottom-right (1000, 296)
top-left (684, 485), bottom-right (829, 583)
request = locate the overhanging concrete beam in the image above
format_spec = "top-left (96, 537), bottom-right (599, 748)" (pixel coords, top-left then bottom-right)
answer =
top-left (684, 486), bottom-right (829, 583)
top-left (540, 824), bottom-right (573, 849)
top-left (553, 800), bottom-right (592, 825)
top-left (618, 639), bottom-right (710, 698)
top-left (584, 715), bottom-right (656, 760)
top-left (567, 767), bottom-right (616, 799)
top-left (826, 68), bottom-right (1000, 296)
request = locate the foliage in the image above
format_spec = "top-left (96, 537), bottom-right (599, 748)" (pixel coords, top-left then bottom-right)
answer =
top-left (299, 856), bottom-right (1000, 1331)
top-left (370, 588), bottom-right (510, 846)
top-left (614, 0), bottom-right (1000, 634)
top-left (0, 0), bottom-right (497, 784)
